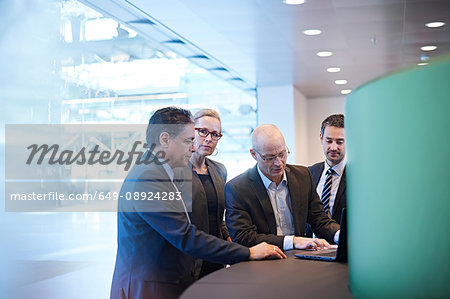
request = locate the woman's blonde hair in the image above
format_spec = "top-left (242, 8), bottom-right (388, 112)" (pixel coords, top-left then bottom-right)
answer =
top-left (193, 108), bottom-right (221, 130)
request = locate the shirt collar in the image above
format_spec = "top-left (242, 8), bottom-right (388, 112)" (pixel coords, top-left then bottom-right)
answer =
top-left (256, 164), bottom-right (288, 189)
top-left (325, 156), bottom-right (346, 177)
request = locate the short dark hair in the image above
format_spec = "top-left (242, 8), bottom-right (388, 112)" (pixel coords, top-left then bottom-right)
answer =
top-left (320, 114), bottom-right (344, 136)
top-left (146, 106), bottom-right (194, 145)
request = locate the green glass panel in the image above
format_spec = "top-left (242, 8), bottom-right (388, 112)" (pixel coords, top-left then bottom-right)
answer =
top-left (346, 56), bottom-right (450, 298)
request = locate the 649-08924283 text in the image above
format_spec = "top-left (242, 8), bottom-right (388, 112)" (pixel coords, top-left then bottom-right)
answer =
top-left (9, 191), bottom-right (182, 201)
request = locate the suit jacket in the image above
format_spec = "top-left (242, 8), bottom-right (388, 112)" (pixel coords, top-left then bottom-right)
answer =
top-left (225, 164), bottom-right (339, 250)
top-left (191, 158), bottom-right (229, 240)
top-left (110, 154), bottom-right (249, 299)
top-left (308, 162), bottom-right (347, 224)
top-left (190, 158), bottom-right (230, 278)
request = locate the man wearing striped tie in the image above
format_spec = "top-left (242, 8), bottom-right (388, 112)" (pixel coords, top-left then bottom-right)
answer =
top-left (309, 114), bottom-right (347, 226)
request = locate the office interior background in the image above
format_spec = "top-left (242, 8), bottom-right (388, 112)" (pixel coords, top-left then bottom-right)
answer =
top-left (0, 0), bottom-right (449, 298)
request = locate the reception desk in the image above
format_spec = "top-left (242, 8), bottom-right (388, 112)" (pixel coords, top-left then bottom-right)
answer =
top-left (181, 250), bottom-right (352, 298)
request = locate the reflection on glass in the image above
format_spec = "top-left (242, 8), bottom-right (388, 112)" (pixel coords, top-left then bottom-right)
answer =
top-left (59, 0), bottom-right (257, 178)
top-left (1, 1), bottom-right (257, 298)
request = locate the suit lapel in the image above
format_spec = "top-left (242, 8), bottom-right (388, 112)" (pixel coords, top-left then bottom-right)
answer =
top-left (332, 166), bottom-right (346, 216)
top-left (188, 162), bottom-right (207, 230)
top-left (206, 159), bottom-right (225, 226)
top-left (249, 166), bottom-right (278, 235)
top-left (150, 161), bottom-right (191, 221)
top-left (285, 165), bottom-right (305, 235)
top-left (313, 162), bottom-right (324, 186)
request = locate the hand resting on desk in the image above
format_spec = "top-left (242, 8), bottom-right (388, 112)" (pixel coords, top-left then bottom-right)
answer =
top-left (249, 242), bottom-right (287, 260)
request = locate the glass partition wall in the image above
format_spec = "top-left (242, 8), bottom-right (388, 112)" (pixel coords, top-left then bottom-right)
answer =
top-left (0, 1), bottom-right (256, 298)
top-left (59, 0), bottom-right (257, 177)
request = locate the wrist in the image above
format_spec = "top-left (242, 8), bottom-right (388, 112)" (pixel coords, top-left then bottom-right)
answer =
top-left (293, 236), bottom-right (305, 249)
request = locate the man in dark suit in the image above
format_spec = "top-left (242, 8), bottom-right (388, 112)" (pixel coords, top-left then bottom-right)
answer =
top-left (110, 107), bottom-right (286, 299)
top-left (309, 114), bottom-right (346, 226)
top-left (225, 124), bottom-right (340, 251)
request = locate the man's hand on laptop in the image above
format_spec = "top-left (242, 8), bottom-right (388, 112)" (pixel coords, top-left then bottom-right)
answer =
top-left (294, 237), bottom-right (330, 250)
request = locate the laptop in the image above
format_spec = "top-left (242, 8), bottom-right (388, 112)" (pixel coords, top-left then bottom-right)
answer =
top-left (294, 208), bottom-right (347, 262)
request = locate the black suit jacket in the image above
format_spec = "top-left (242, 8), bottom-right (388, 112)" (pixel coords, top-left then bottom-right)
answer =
top-left (308, 162), bottom-right (347, 224)
top-left (110, 154), bottom-right (249, 299)
top-left (191, 158), bottom-right (229, 240)
top-left (225, 164), bottom-right (339, 250)
top-left (191, 158), bottom-right (230, 277)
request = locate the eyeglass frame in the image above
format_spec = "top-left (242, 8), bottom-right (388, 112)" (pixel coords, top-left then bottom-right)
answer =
top-left (253, 147), bottom-right (290, 163)
top-left (195, 127), bottom-right (223, 140)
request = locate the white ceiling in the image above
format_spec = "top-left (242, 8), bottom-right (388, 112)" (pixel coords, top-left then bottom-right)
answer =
top-left (86, 0), bottom-right (450, 98)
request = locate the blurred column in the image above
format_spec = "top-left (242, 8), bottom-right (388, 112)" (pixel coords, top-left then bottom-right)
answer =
top-left (346, 56), bottom-right (450, 297)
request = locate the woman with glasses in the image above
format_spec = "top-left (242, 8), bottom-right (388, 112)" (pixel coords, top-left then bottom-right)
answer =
top-left (189, 108), bottom-right (230, 278)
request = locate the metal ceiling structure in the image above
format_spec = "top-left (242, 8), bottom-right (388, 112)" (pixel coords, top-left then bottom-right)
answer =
top-left (84, 0), bottom-right (450, 98)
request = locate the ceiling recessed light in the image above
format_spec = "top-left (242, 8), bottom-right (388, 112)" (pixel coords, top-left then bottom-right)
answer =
top-left (425, 21), bottom-right (446, 28)
top-left (327, 67), bottom-right (341, 73)
top-left (317, 51), bottom-right (333, 57)
top-left (421, 45), bottom-right (437, 51)
top-left (283, 0), bottom-right (305, 5)
top-left (303, 29), bottom-right (321, 36)
top-left (335, 80), bottom-right (347, 85)
top-left (341, 89), bottom-right (352, 95)
top-left (417, 62), bottom-right (428, 66)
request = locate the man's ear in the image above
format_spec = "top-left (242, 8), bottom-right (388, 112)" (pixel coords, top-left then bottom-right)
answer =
top-left (250, 149), bottom-right (257, 161)
top-left (319, 133), bottom-right (323, 143)
top-left (159, 132), bottom-right (170, 148)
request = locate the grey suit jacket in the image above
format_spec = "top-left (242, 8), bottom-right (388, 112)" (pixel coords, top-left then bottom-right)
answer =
top-left (225, 164), bottom-right (339, 250)
top-left (308, 161), bottom-right (347, 224)
top-left (110, 153), bottom-right (249, 299)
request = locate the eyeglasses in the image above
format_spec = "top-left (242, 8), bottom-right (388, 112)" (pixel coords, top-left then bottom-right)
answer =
top-left (253, 147), bottom-right (290, 163)
top-left (195, 127), bottom-right (223, 140)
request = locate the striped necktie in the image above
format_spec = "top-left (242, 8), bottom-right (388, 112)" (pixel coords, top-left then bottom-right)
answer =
top-left (321, 168), bottom-right (334, 214)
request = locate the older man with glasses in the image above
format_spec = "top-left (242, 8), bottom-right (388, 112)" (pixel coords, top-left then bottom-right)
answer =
top-left (225, 124), bottom-right (340, 252)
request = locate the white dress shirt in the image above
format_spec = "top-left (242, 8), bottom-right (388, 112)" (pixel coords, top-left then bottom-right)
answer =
top-left (257, 166), bottom-right (295, 250)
